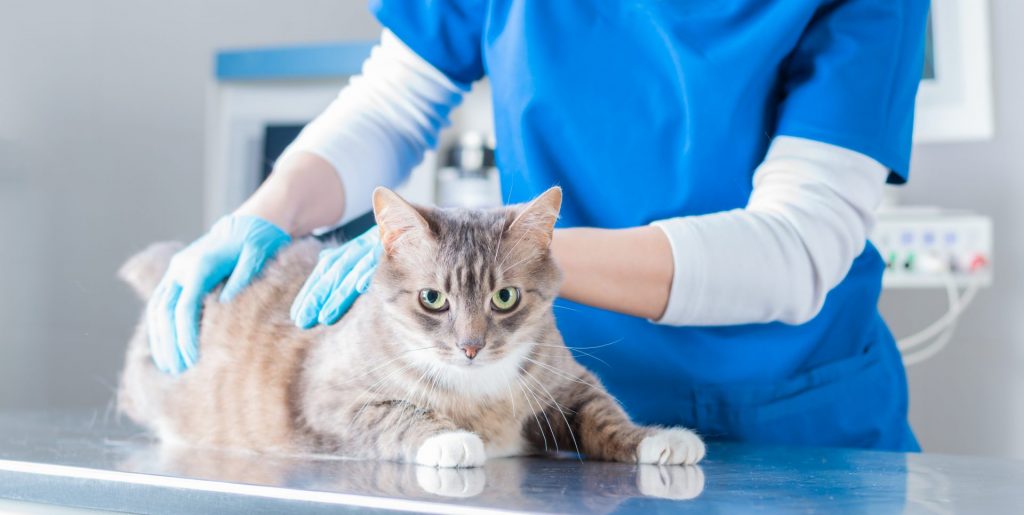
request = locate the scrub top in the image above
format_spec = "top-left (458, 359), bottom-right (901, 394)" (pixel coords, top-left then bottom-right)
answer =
top-left (372, 0), bottom-right (929, 452)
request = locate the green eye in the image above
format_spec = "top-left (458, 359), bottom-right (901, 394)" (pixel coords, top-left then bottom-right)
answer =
top-left (418, 289), bottom-right (449, 312)
top-left (491, 287), bottom-right (521, 312)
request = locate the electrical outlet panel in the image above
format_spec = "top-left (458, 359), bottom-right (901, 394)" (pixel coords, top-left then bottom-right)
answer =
top-left (871, 208), bottom-right (993, 289)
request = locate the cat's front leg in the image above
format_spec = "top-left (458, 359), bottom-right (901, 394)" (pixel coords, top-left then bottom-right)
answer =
top-left (310, 399), bottom-right (487, 468)
top-left (554, 372), bottom-right (705, 465)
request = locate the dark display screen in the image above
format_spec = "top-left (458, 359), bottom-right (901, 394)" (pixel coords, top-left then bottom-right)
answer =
top-left (261, 124), bottom-right (376, 242)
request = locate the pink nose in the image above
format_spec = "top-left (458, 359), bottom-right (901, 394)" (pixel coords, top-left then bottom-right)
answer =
top-left (459, 338), bottom-right (484, 360)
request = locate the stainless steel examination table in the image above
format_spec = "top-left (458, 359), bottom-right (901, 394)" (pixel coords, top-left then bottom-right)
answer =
top-left (1, 411), bottom-right (1022, 514)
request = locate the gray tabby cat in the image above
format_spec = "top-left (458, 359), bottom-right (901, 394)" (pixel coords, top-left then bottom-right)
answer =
top-left (118, 187), bottom-right (705, 467)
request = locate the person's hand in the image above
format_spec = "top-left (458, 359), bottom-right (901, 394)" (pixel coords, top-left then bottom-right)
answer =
top-left (147, 215), bottom-right (291, 374)
top-left (291, 227), bottom-right (381, 329)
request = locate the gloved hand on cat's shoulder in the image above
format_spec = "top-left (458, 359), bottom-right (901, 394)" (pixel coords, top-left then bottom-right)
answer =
top-left (289, 226), bottom-right (381, 329)
top-left (145, 214), bottom-right (291, 375)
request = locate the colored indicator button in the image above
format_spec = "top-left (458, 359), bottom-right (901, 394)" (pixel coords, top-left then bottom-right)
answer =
top-left (969, 254), bottom-right (989, 272)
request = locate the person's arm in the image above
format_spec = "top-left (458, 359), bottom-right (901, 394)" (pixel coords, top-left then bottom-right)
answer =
top-left (551, 136), bottom-right (888, 324)
top-left (234, 153), bottom-right (345, 236)
top-left (551, 226), bottom-right (674, 320)
top-left (238, 29), bottom-right (469, 236)
top-left (148, 30), bottom-right (470, 374)
top-left (553, 0), bottom-right (929, 325)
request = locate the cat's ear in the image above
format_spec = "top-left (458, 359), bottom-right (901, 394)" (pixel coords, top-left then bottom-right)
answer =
top-left (507, 186), bottom-right (562, 247)
top-left (372, 187), bottom-right (432, 255)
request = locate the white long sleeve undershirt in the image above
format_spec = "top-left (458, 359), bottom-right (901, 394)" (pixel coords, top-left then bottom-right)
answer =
top-left (281, 30), bottom-right (889, 327)
top-left (652, 136), bottom-right (887, 326)
top-left (278, 30), bottom-right (470, 229)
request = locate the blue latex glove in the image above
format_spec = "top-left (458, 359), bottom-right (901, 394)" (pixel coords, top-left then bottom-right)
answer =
top-left (291, 226), bottom-right (381, 329)
top-left (147, 215), bottom-right (291, 374)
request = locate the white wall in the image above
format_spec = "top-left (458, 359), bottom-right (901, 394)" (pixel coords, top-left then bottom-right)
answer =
top-left (0, 0), bottom-right (381, 409)
top-left (890, 0), bottom-right (1024, 459)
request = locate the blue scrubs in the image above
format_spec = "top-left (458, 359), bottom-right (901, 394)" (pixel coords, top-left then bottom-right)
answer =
top-left (372, 0), bottom-right (929, 451)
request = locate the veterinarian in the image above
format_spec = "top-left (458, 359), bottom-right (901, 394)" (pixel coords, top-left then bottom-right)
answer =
top-left (150, 1), bottom-right (929, 452)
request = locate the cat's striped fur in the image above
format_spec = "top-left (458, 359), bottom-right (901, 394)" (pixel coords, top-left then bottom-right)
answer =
top-left (117, 187), bottom-right (705, 467)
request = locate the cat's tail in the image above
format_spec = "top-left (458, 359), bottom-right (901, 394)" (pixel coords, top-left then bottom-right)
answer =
top-left (118, 241), bottom-right (182, 299)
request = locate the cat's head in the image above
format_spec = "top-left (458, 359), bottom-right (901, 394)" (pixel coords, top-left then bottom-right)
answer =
top-left (368, 186), bottom-right (563, 373)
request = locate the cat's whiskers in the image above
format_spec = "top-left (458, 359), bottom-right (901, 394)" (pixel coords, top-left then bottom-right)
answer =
top-left (420, 363), bottom-right (442, 410)
top-left (529, 338), bottom-right (620, 352)
top-left (521, 356), bottom-right (602, 394)
top-left (516, 369), bottom-right (559, 454)
top-left (491, 220), bottom-right (506, 268)
top-left (406, 363), bottom-right (435, 410)
top-left (520, 366), bottom-right (582, 459)
top-left (532, 343), bottom-right (612, 367)
top-left (495, 223), bottom-right (531, 271)
top-left (392, 361), bottom-right (446, 431)
top-left (350, 361), bottom-right (419, 423)
top-left (424, 363), bottom-right (442, 409)
top-left (501, 367), bottom-right (518, 419)
top-left (513, 376), bottom-right (550, 452)
top-left (529, 349), bottom-right (629, 412)
top-left (570, 349), bottom-right (611, 367)
top-left (336, 346), bottom-right (435, 387)
top-left (570, 338), bottom-right (622, 351)
top-left (528, 339), bottom-right (614, 368)
top-left (499, 254), bottom-right (538, 276)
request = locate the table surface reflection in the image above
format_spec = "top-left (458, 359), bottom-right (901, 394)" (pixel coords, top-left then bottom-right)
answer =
top-left (1, 411), bottom-right (1022, 514)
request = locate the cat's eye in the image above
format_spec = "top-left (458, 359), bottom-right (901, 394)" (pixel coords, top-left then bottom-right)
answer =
top-left (491, 287), bottom-right (521, 312)
top-left (418, 289), bottom-right (449, 312)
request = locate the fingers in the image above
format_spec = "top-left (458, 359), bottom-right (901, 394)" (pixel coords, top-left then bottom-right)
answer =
top-left (220, 244), bottom-right (267, 302)
top-left (318, 250), bottom-right (377, 325)
top-left (142, 214), bottom-right (291, 376)
top-left (291, 243), bottom-right (370, 329)
top-left (174, 283), bottom-right (203, 369)
top-left (355, 265), bottom-right (376, 293)
top-left (147, 279), bottom-right (185, 375)
top-left (289, 248), bottom-right (345, 324)
top-left (147, 262), bottom-right (216, 375)
top-left (356, 242), bottom-right (383, 293)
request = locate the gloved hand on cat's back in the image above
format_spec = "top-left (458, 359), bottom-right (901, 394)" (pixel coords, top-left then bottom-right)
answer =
top-left (290, 227), bottom-right (381, 329)
top-left (146, 214), bottom-right (291, 375)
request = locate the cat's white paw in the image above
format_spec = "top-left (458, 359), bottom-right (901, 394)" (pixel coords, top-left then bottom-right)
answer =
top-left (415, 431), bottom-right (487, 468)
top-left (636, 464), bottom-right (705, 500)
top-left (416, 467), bottom-right (486, 497)
top-left (636, 428), bottom-right (705, 465)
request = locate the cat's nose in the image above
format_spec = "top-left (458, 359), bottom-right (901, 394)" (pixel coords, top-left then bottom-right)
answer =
top-left (458, 338), bottom-right (485, 360)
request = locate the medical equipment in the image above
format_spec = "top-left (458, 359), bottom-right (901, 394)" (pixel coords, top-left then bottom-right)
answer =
top-left (870, 207), bottom-right (993, 366)
top-left (206, 42), bottom-right (436, 230)
top-left (207, 43), bottom-right (495, 230)
top-left (435, 132), bottom-right (502, 209)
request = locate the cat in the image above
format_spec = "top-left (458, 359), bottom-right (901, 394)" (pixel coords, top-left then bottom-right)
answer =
top-left (117, 186), bottom-right (705, 468)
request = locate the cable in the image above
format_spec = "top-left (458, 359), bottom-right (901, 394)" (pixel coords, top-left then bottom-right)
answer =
top-left (899, 272), bottom-right (960, 351)
top-left (902, 318), bottom-right (959, 367)
top-left (901, 277), bottom-right (961, 367)
top-left (901, 272), bottom-right (978, 356)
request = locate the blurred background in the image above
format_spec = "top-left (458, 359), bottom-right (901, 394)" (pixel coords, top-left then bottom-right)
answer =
top-left (1, 0), bottom-right (1020, 460)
